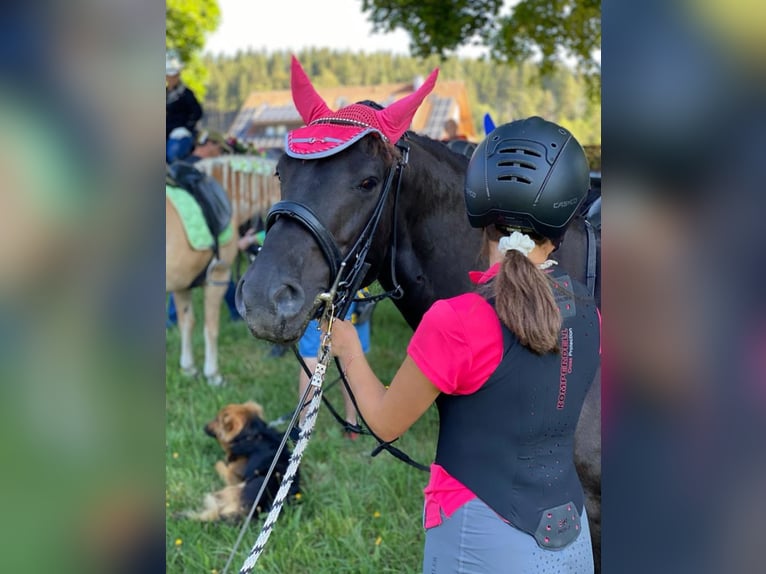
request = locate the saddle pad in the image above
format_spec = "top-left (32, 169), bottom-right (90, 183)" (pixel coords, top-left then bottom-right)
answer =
top-left (166, 185), bottom-right (233, 250)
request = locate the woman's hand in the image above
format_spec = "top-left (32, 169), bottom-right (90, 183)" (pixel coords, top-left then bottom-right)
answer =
top-left (237, 228), bottom-right (257, 251)
top-left (323, 318), bottom-right (363, 360)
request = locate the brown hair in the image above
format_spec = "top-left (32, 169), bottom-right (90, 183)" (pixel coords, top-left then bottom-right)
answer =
top-left (478, 226), bottom-right (561, 354)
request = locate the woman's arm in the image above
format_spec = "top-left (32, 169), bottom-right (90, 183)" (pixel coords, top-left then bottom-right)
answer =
top-left (330, 319), bottom-right (439, 442)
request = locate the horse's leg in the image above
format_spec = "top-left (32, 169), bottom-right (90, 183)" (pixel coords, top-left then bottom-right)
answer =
top-left (174, 289), bottom-right (197, 377)
top-left (202, 255), bottom-right (233, 386)
top-left (575, 367), bottom-right (601, 573)
top-left (202, 280), bottom-right (227, 386)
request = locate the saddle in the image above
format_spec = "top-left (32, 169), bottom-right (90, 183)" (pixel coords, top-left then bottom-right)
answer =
top-left (586, 196), bottom-right (601, 231)
top-left (580, 171), bottom-right (601, 218)
top-left (581, 173), bottom-right (601, 300)
top-left (444, 138), bottom-right (477, 158)
top-left (167, 161), bottom-right (232, 257)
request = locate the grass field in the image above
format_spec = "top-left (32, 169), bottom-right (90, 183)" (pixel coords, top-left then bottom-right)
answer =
top-left (166, 296), bottom-right (438, 573)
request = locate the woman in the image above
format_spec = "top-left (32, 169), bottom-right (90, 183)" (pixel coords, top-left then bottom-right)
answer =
top-left (328, 117), bottom-right (600, 573)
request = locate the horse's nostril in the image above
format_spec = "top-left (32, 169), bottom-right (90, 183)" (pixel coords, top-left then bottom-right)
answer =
top-left (272, 281), bottom-right (305, 319)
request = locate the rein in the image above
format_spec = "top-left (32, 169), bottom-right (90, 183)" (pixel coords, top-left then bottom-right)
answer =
top-left (291, 347), bottom-right (429, 472)
top-left (334, 357), bottom-right (429, 471)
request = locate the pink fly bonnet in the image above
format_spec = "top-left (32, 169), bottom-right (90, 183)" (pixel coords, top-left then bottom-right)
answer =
top-left (286, 55), bottom-right (439, 159)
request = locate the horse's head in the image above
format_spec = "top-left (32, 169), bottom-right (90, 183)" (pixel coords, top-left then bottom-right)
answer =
top-left (236, 136), bottom-right (403, 342)
top-left (236, 56), bottom-right (438, 343)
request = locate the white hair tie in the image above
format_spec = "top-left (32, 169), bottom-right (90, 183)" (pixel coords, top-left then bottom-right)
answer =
top-left (498, 231), bottom-right (536, 257)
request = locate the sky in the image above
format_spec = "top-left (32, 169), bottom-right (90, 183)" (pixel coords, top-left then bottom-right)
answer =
top-left (204, 0), bottom-right (488, 58)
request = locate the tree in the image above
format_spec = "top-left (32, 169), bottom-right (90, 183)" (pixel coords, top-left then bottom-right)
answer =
top-left (360, 0), bottom-right (600, 92)
top-left (200, 50), bottom-right (601, 144)
top-left (166, 0), bottom-right (221, 98)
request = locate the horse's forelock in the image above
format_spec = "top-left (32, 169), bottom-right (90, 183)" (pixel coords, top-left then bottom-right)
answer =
top-left (362, 134), bottom-right (400, 167)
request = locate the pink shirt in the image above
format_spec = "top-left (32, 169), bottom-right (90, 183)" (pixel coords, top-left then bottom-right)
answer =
top-left (407, 264), bottom-right (505, 528)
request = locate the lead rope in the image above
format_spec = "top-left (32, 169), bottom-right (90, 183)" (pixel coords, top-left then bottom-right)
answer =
top-left (221, 272), bottom-right (345, 574)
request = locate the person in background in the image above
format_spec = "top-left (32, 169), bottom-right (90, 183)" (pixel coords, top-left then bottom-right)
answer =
top-left (327, 117), bottom-right (600, 573)
top-left (226, 223), bottom-right (289, 358)
top-left (166, 130), bottom-right (236, 326)
top-left (225, 225), bottom-right (264, 323)
top-left (186, 129), bottom-right (232, 164)
top-left (165, 49), bottom-right (202, 141)
top-left (442, 118), bottom-right (466, 141)
top-left (166, 127), bottom-right (194, 164)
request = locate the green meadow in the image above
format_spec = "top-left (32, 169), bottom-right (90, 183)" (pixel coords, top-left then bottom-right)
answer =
top-left (166, 296), bottom-right (438, 573)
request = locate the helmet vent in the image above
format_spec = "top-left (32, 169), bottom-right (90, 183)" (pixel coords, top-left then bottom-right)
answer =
top-left (499, 146), bottom-right (542, 158)
top-left (498, 160), bottom-right (537, 170)
top-left (497, 174), bottom-right (532, 184)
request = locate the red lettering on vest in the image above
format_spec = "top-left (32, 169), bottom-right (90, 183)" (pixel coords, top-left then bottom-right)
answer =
top-left (558, 328), bottom-right (569, 409)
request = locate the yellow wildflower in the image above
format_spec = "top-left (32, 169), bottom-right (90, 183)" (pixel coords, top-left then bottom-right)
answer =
top-left (174, 538), bottom-right (182, 546)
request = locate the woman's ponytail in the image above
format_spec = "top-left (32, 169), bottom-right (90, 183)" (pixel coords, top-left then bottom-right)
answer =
top-left (481, 227), bottom-right (561, 354)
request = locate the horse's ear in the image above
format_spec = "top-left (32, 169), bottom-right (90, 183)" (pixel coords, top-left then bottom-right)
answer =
top-left (484, 112), bottom-right (496, 135)
top-left (291, 55), bottom-right (332, 124)
top-left (377, 68), bottom-right (439, 143)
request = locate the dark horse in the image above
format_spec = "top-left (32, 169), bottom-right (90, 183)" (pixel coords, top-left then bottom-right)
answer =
top-left (236, 131), bottom-right (602, 569)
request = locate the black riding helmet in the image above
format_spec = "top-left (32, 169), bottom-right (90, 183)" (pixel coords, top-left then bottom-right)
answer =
top-left (464, 116), bottom-right (590, 244)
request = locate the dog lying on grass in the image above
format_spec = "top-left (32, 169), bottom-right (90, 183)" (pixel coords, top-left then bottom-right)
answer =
top-left (183, 401), bottom-right (300, 521)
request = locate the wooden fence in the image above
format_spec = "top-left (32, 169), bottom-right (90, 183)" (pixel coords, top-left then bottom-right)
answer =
top-left (195, 155), bottom-right (281, 229)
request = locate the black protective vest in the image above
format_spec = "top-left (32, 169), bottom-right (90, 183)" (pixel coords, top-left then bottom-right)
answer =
top-left (434, 272), bottom-right (600, 546)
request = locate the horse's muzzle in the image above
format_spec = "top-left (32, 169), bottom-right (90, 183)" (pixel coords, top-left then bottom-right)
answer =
top-left (235, 274), bottom-right (307, 343)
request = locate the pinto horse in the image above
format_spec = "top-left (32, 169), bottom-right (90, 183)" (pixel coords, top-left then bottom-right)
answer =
top-left (236, 130), bottom-right (602, 567)
top-left (166, 155), bottom-right (280, 385)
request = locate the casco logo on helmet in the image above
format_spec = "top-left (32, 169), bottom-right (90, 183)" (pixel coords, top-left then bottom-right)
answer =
top-left (553, 197), bottom-right (580, 209)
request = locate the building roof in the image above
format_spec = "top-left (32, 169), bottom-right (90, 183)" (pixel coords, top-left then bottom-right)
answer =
top-left (228, 78), bottom-right (475, 149)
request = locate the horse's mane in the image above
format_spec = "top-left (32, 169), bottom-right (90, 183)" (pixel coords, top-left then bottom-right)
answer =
top-left (363, 131), bottom-right (469, 177)
top-left (405, 131), bottom-right (470, 173)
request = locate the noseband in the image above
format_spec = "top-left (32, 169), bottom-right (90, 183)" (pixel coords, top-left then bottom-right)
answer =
top-left (265, 140), bottom-right (409, 316)
top-left (265, 201), bottom-right (344, 279)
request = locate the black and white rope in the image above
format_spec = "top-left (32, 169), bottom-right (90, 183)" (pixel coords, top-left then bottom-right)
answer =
top-left (234, 346), bottom-right (331, 574)
top-left (223, 264), bottom-right (348, 572)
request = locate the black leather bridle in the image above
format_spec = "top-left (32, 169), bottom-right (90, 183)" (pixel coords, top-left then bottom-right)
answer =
top-left (264, 138), bottom-right (429, 473)
top-left (265, 140), bottom-right (410, 319)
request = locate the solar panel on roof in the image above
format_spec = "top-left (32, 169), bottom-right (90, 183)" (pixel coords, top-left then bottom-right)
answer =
top-left (256, 105), bottom-right (301, 123)
top-left (423, 96), bottom-right (455, 138)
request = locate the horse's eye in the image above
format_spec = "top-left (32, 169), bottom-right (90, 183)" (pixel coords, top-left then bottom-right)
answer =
top-left (274, 169), bottom-right (280, 180)
top-left (358, 177), bottom-right (378, 192)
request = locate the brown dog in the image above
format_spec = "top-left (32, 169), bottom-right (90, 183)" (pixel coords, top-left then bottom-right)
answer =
top-left (184, 401), bottom-right (300, 521)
